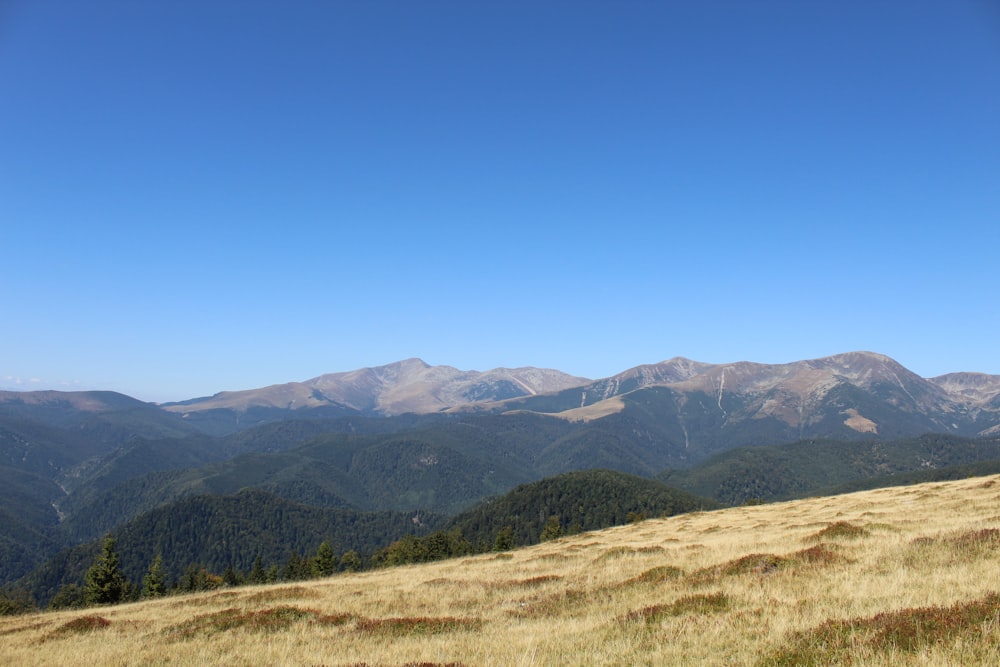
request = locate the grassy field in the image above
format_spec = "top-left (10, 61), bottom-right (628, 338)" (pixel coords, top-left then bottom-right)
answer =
top-left (2, 474), bottom-right (999, 666)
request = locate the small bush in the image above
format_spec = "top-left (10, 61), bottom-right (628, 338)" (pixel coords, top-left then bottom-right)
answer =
top-left (165, 606), bottom-right (354, 639)
top-left (354, 616), bottom-right (482, 636)
top-left (950, 528), bottom-right (1000, 549)
top-left (809, 521), bottom-right (869, 541)
top-left (514, 575), bottom-right (563, 587)
top-left (791, 544), bottom-right (844, 565)
top-left (690, 553), bottom-right (791, 583)
top-left (243, 586), bottom-right (321, 603)
top-left (758, 592), bottom-right (1000, 666)
top-left (60, 615), bottom-right (111, 632)
top-left (625, 565), bottom-right (684, 585)
top-left (507, 589), bottom-right (590, 618)
top-left (594, 547), bottom-right (635, 562)
top-left (44, 615), bottom-right (111, 640)
top-left (623, 592), bottom-right (731, 623)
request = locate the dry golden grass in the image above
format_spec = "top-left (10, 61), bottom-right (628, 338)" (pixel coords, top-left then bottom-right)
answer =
top-left (3, 475), bottom-right (999, 666)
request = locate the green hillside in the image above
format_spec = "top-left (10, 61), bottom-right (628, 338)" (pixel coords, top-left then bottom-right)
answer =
top-left (445, 469), bottom-right (720, 549)
top-left (658, 434), bottom-right (1000, 505)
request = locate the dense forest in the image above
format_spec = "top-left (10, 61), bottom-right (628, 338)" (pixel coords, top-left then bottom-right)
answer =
top-left (9, 470), bottom-right (717, 610)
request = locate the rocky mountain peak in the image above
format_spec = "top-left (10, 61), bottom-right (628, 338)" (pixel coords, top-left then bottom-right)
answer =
top-left (929, 372), bottom-right (1000, 405)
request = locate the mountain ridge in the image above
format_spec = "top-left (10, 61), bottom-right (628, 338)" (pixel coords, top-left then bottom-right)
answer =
top-left (473, 351), bottom-right (1000, 439)
top-left (9, 352), bottom-right (1000, 439)
top-left (160, 358), bottom-right (590, 426)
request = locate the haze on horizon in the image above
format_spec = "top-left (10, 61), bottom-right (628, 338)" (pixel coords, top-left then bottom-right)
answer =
top-left (2, 1), bottom-right (998, 403)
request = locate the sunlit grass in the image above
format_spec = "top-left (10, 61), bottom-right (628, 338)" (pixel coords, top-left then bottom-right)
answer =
top-left (3, 474), bottom-right (999, 666)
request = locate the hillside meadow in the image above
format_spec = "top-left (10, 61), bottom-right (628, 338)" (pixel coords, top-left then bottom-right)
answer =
top-left (2, 475), bottom-right (999, 666)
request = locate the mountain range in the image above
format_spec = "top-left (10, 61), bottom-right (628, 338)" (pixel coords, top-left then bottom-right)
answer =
top-left (160, 351), bottom-right (1000, 439)
top-left (160, 358), bottom-right (589, 433)
top-left (4, 351), bottom-right (1000, 603)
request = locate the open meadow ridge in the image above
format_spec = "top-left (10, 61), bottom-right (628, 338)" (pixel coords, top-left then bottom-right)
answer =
top-left (2, 474), bottom-right (998, 666)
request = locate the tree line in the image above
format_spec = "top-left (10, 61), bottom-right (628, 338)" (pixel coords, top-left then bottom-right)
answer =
top-left (2, 469), bottom-right (717, 614)
top-left (25, 535), bottom-right (365, 612)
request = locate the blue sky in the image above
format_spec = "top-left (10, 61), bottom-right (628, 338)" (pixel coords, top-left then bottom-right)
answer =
top-left (2, 1), bottom-right (999, 402)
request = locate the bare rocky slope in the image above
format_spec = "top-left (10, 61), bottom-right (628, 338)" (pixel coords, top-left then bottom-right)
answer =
top-left (474, 351), bottom-right (1000, 439)
top-left (162, 358), bottom-right (590, 420)
top-left (158, 351), bottom-right (1000, 440)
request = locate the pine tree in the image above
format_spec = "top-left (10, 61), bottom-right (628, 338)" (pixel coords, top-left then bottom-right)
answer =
top-left (222, 564), bottom-right (242, 587)
top-left (313, 541), bottom-right (337, 578)
top-left (248, 556), bottom-right (266, 584)
top-left (142, 554), bottom-right (166, 598)
top-left (84, 534), bottom-right (127, 606)
top-left (48, 584), bottom-right (85, 610)
top-left (493, 525), bottom-right (516, 551)
top-left (284, 552), bottom-right (313, 581)
top-left (1, 587), bottom-right (37, 615)
top-left (540, 516), bottom-right (563, 542)
top-left (339, 550), bottom-right (362, 572)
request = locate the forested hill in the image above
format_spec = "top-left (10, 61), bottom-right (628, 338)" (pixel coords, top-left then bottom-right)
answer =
top-left (21, 471), bottom-right (716, 607)
top-left (21, 489), bottom-right (446, 607)
top-left (445, 469), bottom-right (720, 549)
top-left (658, 434), bottom-right (1000, 505)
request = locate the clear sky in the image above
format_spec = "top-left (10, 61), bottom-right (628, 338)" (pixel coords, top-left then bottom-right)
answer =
top-left (2, 1), bottom-right (999, 402)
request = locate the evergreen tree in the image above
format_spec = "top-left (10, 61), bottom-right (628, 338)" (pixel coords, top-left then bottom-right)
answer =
top-left (540, 516), bottom-right (563, 542)
top-left (181, 563), bottom-right (202, 592)
top-left (84, 534), bottom-right (128, 606)
top-left (142, 554), bottom-right (166, 598)
top-left (222, 564), bottom-right (243, 587)
top-left (248, 556), bottom-right (267, 584)
top-left (48, 584), bottom-right (85, 610)
top-left (179, 563), bottom-right (221, 592)
top-left (283, 552), bottom-right (313, 581)
top-left (313, 541), bottom-right (337, 578)
top-left (339, 550), bottom-right (362, 572)
top-left (493, 526), bottom-right (516, 551)
top-left (1, 587), bottom-right (37, 615)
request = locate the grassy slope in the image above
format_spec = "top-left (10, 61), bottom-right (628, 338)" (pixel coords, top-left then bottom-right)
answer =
top-left (2, 474), bottom-right (999, 666)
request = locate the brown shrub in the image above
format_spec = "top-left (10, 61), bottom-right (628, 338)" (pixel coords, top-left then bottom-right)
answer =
top-left (809, 521), bottom-right (869, 541)
top-left (514, 575), bottom-right (563, 587)
top-left (422, 578), bottom-right (454, 586)
top-left (625, 565), bottom-right (684, 585)
top-left (46, 615), bottom-right (111, 639)
top-left (0, 620), bottom-right (51, 637)
top-left (593, 547), bottom-right (635, 562)
top-left (791, 544), bottom-right (844, 565)
top-left (950, 528), bottom-right (1000, 549)
top-left (636, 545), bottom-right (666, 554)
top-left (757, 592), bottom-right (1000, 666)
top-left (354, 616), bottom-right (482, 636)
top-left (527, 553), bottom-right (569, 563)
top-left (507, 589), bottom-right (591, 619)
top-left (690, 553), bottom-right (791, 584)
top-left (623, 592), bottom-right (731, 623)
top-left (165, 605), bottom-right (354, 639)
top-left (242, 585), bottom-right (321, 603)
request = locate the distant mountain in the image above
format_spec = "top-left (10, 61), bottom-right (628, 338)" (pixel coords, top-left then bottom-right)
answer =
top-left (155, 353), bottom-right (1000, 441)
top-left (482, 352), bottom-right (1000, 443)
top-left (161, 358), bottom-right (589, 433)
